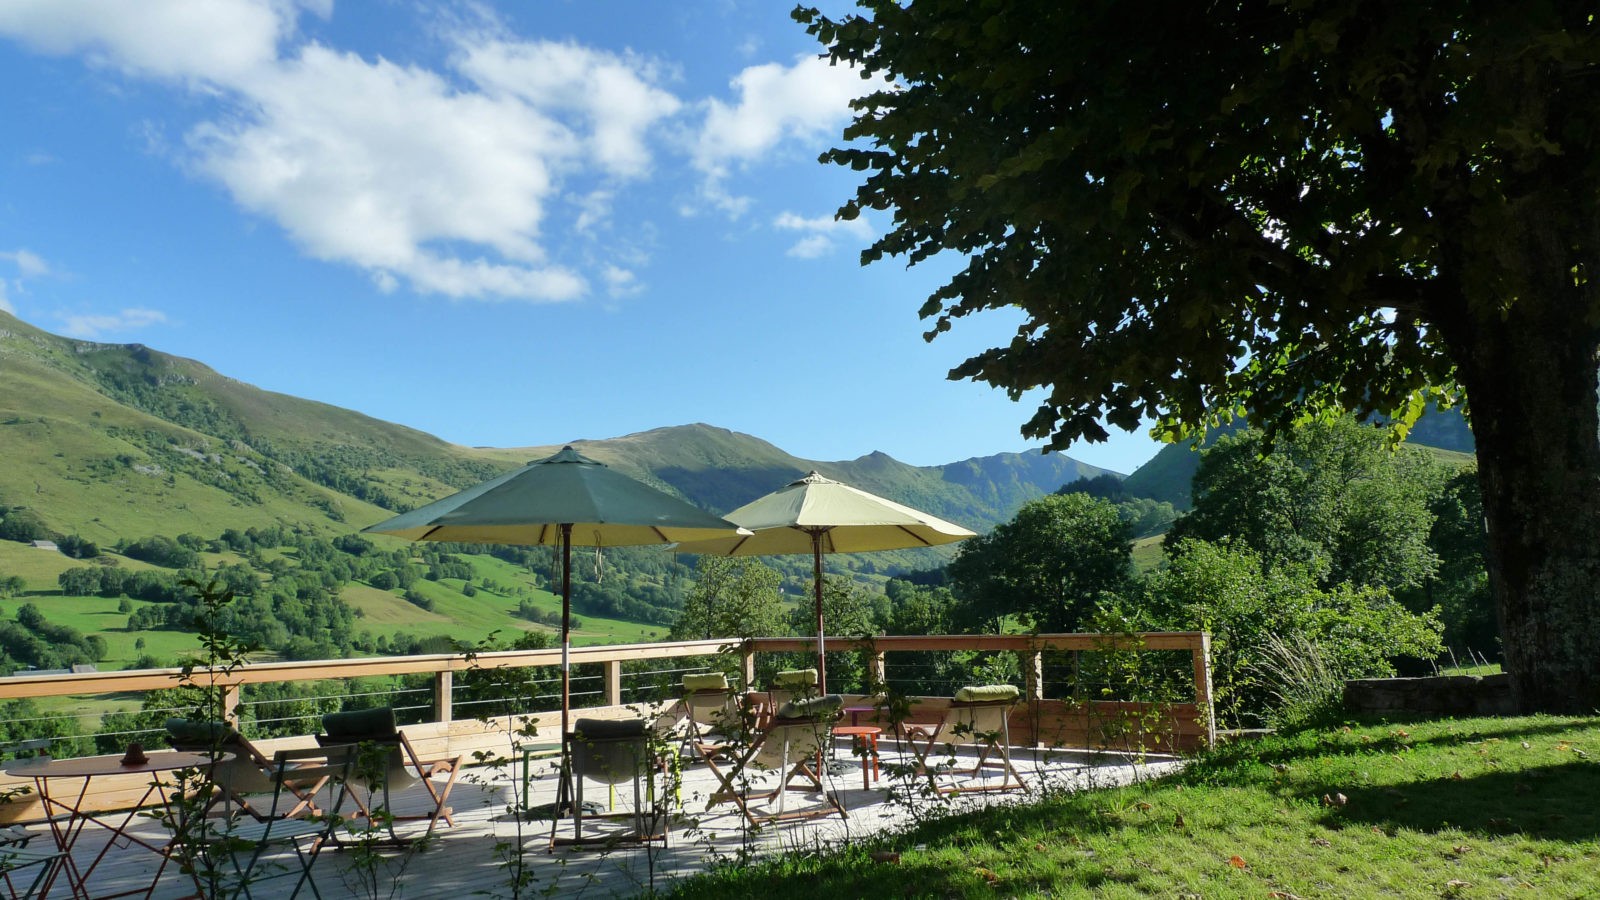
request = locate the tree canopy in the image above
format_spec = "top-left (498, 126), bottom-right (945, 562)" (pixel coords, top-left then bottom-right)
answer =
top-left (799, 0), bottom-right (1600, 712)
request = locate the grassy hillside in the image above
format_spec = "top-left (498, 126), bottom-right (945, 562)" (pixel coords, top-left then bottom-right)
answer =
top-left (0, 309), bottom-right (1120, 663)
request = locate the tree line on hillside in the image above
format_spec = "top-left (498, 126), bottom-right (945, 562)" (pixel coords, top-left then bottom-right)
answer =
top-left (671, 415), bottom-right (1488, 729)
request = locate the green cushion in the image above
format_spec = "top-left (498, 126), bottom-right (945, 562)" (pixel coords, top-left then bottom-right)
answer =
top-left (773, 668), bottom-right (818, 688)
top-left (682, 673), bottom-right (729, 692)
top-left (574, 718), bottom-right (650, 740)
top-left (954, 684), bottom-right (1022, 703)
top-left (774, 694), bottom-right (843, 721)
top-left (164, 718), bottom-right (239, 747)
top-left (322, 706), bottom-right (398, 741)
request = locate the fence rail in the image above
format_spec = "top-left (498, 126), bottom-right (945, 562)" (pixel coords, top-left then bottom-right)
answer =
top-left (0, 632), bottom-right (1211, 821)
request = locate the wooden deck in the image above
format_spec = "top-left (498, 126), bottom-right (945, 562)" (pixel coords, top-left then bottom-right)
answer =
top-left (16, 739), bottom-right (1181, 899)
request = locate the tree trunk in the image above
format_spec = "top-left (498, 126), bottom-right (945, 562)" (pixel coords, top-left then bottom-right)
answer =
top-left (1449, 205), bottom-right (1600, 714)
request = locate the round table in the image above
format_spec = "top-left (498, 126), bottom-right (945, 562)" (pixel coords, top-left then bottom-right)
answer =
top-left (832, 726), bottom-right (882, 789)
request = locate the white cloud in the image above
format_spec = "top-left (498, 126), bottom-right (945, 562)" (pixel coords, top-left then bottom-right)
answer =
top-left (0, 9), bottom-right (692, 304)
top-left (774, 210), bottom-right (873, 259)
top-left (457, 40), bottom-right (681, 180)
top-left (601, 265), bottom-right (643, 299)
top-left (0, 249), bottom-right (50, 278)
top-left (689, 54), bottom-right (877, 214)
top-left (60, 307), bottom-right (168, 339)
top-left (0, 0), bottom-right (297, 86)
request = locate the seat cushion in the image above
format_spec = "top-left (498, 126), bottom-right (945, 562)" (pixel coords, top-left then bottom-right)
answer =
top-left (322, 706), bottom-right (398, 741)
top-left (682, 673), bottom-right (729, 692)
top-left (953, 684), bottom-right (1022, 703)
top-left (774, 694), bottom-right (843, 721)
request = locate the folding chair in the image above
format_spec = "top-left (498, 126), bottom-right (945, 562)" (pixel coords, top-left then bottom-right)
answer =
top-left (318, 707), bottom-right (461, 845)
top-left (679, 673), bottom-right (740, 762)
top-left (706, 694), bottom-right (847, 826)
top-left (213, 744), bottom-right (358, 900)
top-left (767, 668), bottom-right (818, 708)
top-left (165, 719), bottom-right (326, 821)
top-left (551, 718), bottom-right (669, 850)
top-left (902, 684), bottom-right (1027, 795)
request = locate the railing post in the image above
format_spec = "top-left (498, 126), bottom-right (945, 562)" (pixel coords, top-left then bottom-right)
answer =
top-left (1193, 632), bottom-right (1215, 747)
top-left (434, 670), bottom-right (453, 723)
top-left (1023, 647), bottom-right (1044, 701)
top-left (740, 640), bottom-right (757, 690)
top-left (603, 659), bottom-right (623, 706)
top-left (221, 684), bottom-right (241, 724)
top-left (870, 649), bottom-right (886, 691)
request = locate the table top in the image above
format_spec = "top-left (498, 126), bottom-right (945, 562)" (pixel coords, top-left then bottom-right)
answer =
top-left (833, 725), bottom-right (883, 737)
top-left (3, 751), bottom-right (220, 779)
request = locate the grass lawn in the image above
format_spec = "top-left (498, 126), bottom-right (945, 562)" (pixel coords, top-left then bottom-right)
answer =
top-left (668, 714), bottom-right (1600, 899)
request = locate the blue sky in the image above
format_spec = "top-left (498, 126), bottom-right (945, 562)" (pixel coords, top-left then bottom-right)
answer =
top-left (0, 0), bottom-right (1164, 473)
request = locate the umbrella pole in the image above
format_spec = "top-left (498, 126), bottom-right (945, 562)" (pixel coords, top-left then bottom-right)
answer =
top-left (555, 524), bottom-right (574, 830)
top-left (813, 531), bottom-right (826, 695)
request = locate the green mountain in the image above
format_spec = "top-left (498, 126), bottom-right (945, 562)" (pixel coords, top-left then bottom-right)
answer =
top-left (0, 309), bottom-right (1105, 545)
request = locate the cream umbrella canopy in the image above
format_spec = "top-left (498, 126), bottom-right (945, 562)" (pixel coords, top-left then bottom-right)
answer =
top-left (672, 471), bottom-right (977, 693)
top-left (362, 446), bottom-right (746, 747)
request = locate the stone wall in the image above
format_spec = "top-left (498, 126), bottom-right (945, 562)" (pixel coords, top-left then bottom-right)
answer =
top-left (1343, 673), bottom-right (1515, 717)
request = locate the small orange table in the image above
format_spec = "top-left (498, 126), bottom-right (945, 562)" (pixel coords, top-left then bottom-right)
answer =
top-left (833, 726), bottom-right (882, 789)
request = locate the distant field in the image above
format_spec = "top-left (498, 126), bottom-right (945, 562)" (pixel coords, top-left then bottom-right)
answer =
top-left (1132, 533), bottom-right (1166, 573)
top-left (0, 540), bottom-right (671, 672)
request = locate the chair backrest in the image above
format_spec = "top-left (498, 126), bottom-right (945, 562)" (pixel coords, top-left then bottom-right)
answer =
top-left (165, 718), bottom-right (277, 795)
top-left (753, 694), bottom-right (842, 770)
top-left (320, 707), bottom-right (415, 791)
top-left (572, 718), bottom-right (652, 786)
top-left (930, 685), bottom-right (1021, 745)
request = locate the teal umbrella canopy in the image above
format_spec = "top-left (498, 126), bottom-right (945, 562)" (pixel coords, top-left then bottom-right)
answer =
top-left (363, 445), bottom-right (745, 770)
top-left (363, 446), bottom-right (743, 547)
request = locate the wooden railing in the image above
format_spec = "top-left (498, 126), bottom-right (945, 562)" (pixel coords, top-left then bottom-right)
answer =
top-left (0, 631), bottom-right (1212, 820)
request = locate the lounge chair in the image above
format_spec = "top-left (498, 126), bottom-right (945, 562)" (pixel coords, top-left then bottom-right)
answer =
top-left (706, 694), bottom-right (846, 826)
top-left (902, 684), bottom-right (1026, 795)
top-left (679, 673), bottom-right (740, 762)
top-left (165, 718), bottom-right (326, 821)
top-left (317, 707), bottom-right (461, 845)
top-left (551, 718), bottom-right (668, 850)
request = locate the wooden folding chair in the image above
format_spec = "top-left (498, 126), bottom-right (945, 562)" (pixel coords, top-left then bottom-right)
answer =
top-left (318, 707), bottom-right (461, 845)
top-left (165, 718), bottom-right (326, 821)
top-left (679, 673), bottom-right (740, 762)
top-left (902, 685), bottom-right (1027, 795)
top-left (551, 718), bottom-right (669, 851)
top-left (706, 694), bottom-right (846, 826)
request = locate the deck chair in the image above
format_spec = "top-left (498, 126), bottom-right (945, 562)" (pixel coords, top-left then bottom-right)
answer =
top-left (0, 844), bottom-right (65, 900)
top-left (767, 668), bottom-right (818, 706)
top-left (208, 744), bottom-right (358, 900)
top-left (706, 694), bottom-right (846, 826)
top-left (318, 707), bottom-right (460, 845)
top-left (679, 673), bottom-right (740, 762)
top-left (165, 718), bottom-right (325, 821)
top-left (551, 718), bottom-right (668, 850)
top-left (902, 684), bottom-right (1026, 795)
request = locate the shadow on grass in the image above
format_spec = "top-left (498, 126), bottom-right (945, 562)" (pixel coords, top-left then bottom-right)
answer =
top-left (1315, 761), bottom-right (1600, 841)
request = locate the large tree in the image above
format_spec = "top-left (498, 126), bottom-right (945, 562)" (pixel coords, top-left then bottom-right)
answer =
top-left (798, 1), bottom-right (1600, 712)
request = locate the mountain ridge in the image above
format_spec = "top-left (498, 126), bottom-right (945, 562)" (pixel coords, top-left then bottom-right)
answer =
top-left (0, 310), bottom-right (1110, 543)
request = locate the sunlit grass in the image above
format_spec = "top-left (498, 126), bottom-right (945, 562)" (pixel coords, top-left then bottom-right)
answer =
top-left (669, 715), bottom-right (1600, 899)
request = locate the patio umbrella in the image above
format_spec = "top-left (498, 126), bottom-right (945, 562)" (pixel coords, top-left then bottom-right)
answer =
top-left (672, 471), bottom-right (977, 693)
top-left (362, 446), bottom-right (746, 747)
